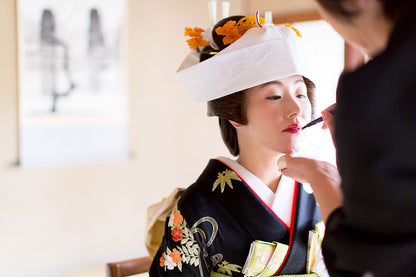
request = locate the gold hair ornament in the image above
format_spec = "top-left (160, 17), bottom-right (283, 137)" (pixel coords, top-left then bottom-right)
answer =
top-left (284, 23), bottom-right (302, 37)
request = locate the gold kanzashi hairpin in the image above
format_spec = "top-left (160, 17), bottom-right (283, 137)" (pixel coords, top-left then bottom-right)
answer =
top-left (284, 23), bottom-right (302, 37)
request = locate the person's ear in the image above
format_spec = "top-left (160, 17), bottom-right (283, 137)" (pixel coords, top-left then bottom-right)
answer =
top-left (229, 120), bottom-right (243, 129)
top-left (343, 0), bottom-right (367, 13)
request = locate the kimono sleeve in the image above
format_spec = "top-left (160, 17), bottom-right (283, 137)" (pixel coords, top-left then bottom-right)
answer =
top-left (149, 206), bottom-right (210, 277)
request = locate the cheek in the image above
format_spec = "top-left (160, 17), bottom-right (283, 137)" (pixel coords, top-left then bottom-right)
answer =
top-left (247, 105), bottom-right (272, 124)
top-left (302, 102), bottom-right (312, 120)
top-left (246, 108), bottom-right (282, 139)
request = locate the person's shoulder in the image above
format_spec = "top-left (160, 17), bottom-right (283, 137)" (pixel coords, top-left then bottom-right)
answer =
top-left (184, 158), bottom-right (232, 194)
top-left (346, 31), bottom-right (416, 83)
top-left (176, 159), bottom-right (226, 216)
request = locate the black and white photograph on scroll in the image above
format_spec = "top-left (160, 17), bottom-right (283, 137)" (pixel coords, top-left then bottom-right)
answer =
top-left (18, 0), bottom-right (129, 167)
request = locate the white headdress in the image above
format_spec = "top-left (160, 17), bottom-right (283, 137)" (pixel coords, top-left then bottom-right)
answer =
top-left (177, 12), bottom-right (308, 102)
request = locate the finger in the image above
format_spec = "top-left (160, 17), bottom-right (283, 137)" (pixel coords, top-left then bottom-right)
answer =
top-left (322, 103), bottom-right (336, 114)
top-left (321, 111), bottom-right (335, 133)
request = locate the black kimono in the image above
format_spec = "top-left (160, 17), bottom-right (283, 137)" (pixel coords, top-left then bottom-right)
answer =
top-left (149, 159), bottom-right (322, 276)
top-left (322, 7), bottom-right (416, 277)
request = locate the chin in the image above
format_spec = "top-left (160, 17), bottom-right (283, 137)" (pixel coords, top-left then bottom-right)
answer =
top-left (272, 140), bottom-right (301, 155)
top-left (278, 147), bottom-right (299, 155)
top-left (283, 150), bottom-right (297, 155)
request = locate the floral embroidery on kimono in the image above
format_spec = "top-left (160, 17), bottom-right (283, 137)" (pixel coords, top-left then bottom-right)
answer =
top-left (159, 208), bottom-right (201, 272)
top-left (150, 159), bottom-right (322, 276)
top-left (159, 203), bottom-right (242, 276)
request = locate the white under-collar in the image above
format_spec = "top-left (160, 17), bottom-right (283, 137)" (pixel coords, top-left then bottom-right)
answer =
top-left (216, 156), bottom-right (295, 227)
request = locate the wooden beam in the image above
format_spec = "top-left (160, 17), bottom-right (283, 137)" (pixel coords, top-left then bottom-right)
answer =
top-left (273, 11), bottom-right (321, 24)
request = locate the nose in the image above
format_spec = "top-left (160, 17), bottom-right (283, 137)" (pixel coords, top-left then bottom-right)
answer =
top-left (285, 95), bottom-right (302, 118)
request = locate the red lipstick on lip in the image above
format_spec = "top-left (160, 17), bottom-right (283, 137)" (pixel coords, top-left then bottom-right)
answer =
top-left (283, 124), bottom-right (301, 133)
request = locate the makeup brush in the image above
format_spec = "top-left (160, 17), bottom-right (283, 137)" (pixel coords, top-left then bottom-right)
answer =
top-left (302, 110), bottom-right (336, 130)
top-left (302, 117), bottom-right (324, 130)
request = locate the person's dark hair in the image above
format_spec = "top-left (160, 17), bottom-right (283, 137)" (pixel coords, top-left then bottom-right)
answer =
top-left (207, 77), bottom-right (316, 156)
top-left (316, 0), bottom-right (415, 21)
top-left (207, 90), bottom-right (247, 156)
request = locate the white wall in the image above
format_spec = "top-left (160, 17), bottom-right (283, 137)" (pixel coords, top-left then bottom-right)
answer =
top-left (0, 0), bottom-right (242, 276)
top-left (0, 0), bottom-right (319, 276)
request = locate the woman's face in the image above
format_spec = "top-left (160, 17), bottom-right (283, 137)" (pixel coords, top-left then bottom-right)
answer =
top-left (237, 74), bottom-right (312, 155)
top-left (315, 0), bottom-right (392, 57)
top-left (316, 3), bottom-right (365, 52)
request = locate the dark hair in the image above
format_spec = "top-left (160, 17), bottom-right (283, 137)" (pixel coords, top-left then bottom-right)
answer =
top-left (207, 77), bottom-right (316, 156)
top-left (316, 0), bottom-right (415, 20)
top-left (207, 90), bottom-right (247, 156)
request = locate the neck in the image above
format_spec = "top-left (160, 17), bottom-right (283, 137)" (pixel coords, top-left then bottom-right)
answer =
top-left (237, 148), bottom-right (282, 193)
top-left (353, 1), bottom-right (394, 57)
top-left (360, 16), bottom-right (394, 57)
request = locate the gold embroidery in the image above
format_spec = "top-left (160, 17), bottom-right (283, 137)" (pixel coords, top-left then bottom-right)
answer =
top-left (284, 23), bottom-right (302, 37)
top-left (217, 260), bottom-right (242, 275)
top-left (212, 169), bottom-right (241, 193)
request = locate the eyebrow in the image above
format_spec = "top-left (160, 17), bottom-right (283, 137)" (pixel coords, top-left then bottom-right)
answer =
top-left (260, 79), bottom-right (304, 88)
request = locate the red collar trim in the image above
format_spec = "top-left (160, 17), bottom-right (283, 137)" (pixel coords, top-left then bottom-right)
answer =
top-left (274, 181), bottom-right (298, 275)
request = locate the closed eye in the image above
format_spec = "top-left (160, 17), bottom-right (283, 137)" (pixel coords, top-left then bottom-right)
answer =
top-left (266, 95), bottom-right (281, 100)
top-left (297, 94), bottom-right (307, 99)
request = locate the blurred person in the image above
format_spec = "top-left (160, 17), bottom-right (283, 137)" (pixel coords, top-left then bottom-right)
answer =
top-left (278, 0), bottom-right (416, 276)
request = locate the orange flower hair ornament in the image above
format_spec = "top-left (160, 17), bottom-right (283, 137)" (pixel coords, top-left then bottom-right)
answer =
top-left (177, 11), bottom-right (310, 103)
top-left (184, 27), bottom-right (210, 50)
top-left (214, 20), bottom-right (241, 45)
top-left (184, 13), bottom-right (266, 50)
top-left (215, 15), bottom-right (265, 45)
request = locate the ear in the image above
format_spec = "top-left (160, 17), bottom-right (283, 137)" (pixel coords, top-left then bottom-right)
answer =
top-left (343, 0), bottom-right (367, 13)
top-left (229, 120), bottom-right (243, 129)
